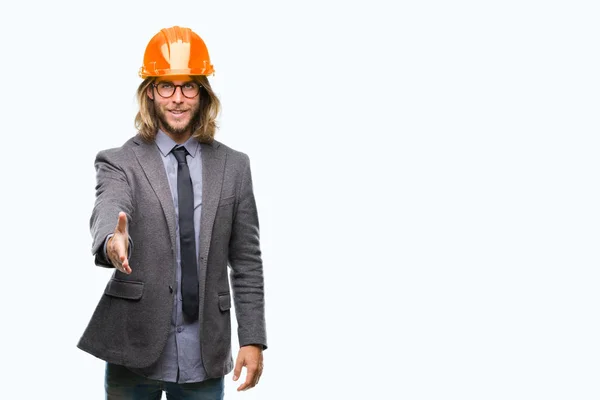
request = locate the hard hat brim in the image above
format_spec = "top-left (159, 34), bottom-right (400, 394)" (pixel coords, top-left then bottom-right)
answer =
top-left (139, 66), bottom-right (215, 79)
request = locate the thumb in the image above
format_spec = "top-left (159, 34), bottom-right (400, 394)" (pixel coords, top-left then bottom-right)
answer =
top-left (233, 353), bottom-right (244, 381)
top-left (116, 212), bottom-right (128, 234)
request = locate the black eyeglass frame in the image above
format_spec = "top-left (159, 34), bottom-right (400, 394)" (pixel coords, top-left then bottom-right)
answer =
top-left (152, 81), bottom-right (201, 99)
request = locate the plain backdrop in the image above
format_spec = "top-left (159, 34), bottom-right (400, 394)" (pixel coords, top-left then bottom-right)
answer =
top-left (0, 0), bottom-right (599, 399)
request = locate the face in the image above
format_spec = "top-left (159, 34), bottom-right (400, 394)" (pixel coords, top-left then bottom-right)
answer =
top-left (147, 76), bottom-right (201, 140)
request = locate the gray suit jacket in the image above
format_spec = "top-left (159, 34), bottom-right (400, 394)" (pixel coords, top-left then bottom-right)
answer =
top-left (77, 134), bottom-right (267, 378)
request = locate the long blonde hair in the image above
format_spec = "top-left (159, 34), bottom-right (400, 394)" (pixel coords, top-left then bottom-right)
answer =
top-left (134, 76), bottom-right (221, 143)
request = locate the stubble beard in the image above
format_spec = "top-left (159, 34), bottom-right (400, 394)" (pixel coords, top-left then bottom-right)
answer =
top-left (155, 103), bottom-right (201, 138)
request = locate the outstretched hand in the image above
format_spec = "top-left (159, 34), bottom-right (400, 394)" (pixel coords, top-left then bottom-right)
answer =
top-left (107, 212), bottom-right (131, 274)
top-left (233, 344), bottom-right (263, 391)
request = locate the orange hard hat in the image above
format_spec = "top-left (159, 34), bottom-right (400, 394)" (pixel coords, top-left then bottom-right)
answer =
top-left (139, 26), bottom-right (215, 78)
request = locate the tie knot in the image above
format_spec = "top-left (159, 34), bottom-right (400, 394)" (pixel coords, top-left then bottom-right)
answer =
top-left (172, 146), bottom-right (189, 164)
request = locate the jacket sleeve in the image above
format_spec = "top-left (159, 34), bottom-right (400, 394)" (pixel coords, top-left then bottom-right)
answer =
top-left (90, 149), bottom-right (134, 268)
top-left (228, 154), bottom-right (268, 350)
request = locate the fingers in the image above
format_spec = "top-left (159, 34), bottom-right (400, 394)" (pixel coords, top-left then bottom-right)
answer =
top-left (234, 348), bottom-right (263, 391)
top-left (120, 254), bottom-right (132, 274)
top-left (107, 236), bottom-right (131, 274)
top-left (237, 367), bottom-right (256, 391)
top-left (114, 255), bottom-right (131, 274)
top-left (108, 212), bottom-right (131, 274)
top-left (236, 363), bottom-right (262, 391)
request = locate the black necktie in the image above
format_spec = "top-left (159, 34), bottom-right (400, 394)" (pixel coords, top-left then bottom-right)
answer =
top-left (172, 146), bottom-right (199, 320)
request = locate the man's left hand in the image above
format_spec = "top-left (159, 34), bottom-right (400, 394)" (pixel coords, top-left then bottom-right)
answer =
top-left (232, 344), bottom-right (263, 391)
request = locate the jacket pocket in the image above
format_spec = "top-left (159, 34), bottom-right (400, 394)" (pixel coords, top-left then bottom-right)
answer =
top-left (218, 292), bottom-right (231, 311)
top-left (104, 278), bottom-right (144, 300)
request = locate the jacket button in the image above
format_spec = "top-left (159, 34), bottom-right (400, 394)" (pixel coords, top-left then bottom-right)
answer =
top-left (169, 285), bottom-right (173, 293)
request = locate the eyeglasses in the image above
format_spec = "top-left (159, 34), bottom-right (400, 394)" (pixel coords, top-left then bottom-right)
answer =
top-left (153, 81), bottom-right (201, 99)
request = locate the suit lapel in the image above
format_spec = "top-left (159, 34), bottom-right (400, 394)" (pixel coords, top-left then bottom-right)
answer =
top-left (199, 141), bottom-right (225, 261)
top-left (132, 136), bottom-right (178, 253)
top-left (197, 141), bottom-right (225, 322)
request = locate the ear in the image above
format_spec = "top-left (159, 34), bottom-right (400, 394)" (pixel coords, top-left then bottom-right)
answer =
top-left (146, 85), bottom-right (154, 100)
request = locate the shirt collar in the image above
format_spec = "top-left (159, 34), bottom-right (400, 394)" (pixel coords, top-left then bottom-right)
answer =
top-left (155, 130), bottom-right (200, 158)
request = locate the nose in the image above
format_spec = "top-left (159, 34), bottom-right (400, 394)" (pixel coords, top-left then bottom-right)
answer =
top-left (172, 86), bottom-right (184, 103)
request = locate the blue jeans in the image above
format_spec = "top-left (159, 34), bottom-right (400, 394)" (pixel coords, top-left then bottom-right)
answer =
top-left (105, 363), bottom-right (225, 400)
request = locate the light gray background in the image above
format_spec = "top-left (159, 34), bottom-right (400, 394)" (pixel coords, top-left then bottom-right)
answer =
top-left (0, 0), bottom-right (598, 399)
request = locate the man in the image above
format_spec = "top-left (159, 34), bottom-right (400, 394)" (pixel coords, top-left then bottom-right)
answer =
top-left (77, 26), bottom-right (267, 399)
